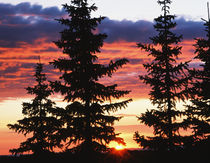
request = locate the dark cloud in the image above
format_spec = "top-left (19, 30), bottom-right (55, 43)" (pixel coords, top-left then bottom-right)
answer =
top-left (129, 58), bottom-right (146, 65)
top-left (0, 56), bottom-right (39, 60)
top-left (98, 18), bottom-right (154, 43)
top-left (0, 23), bottom-right (58, 47)
top-left (33, 47), bottom-right (60, 53)
top-left (0, 2), bottom-right (65, 18)
top-left (101, 49), bottom-right (122, 54)
top-left (0, 3), bottom-right (207, 48)
top-left (0, 63), bottom-right (34, 77)
top-left (174, 18), bottom-right (206, 40)
top-left (0, 62), bottom-right (60, 94)
top-left (0, 2), bottom-right (65, 48)
top-left (98, 17), bottom-right (205, 43)
top-left (112, 57), bottom-right (148, 65)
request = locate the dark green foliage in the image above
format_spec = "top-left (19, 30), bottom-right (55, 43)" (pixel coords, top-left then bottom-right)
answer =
top-left (134, 0), bottom-right (190, 151)
top-left (185, 18), bottom-right (210, 149)
top-left (50, 0), bottom-right (131, 152)
top-left (7, 63), bottom-right (62, 155)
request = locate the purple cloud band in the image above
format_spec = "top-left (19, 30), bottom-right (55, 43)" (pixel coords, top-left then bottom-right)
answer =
top-left (100, 17), bottom-right (205, 43)
top-left (0, 2), bottom-right (206, 48)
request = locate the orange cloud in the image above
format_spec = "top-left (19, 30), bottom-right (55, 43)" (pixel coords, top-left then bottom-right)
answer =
top-left (0, 39), bottom-right (198, 102)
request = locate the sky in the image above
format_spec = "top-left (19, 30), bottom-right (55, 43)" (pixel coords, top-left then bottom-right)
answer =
top-left (0, 0), bottom-right (208, 155)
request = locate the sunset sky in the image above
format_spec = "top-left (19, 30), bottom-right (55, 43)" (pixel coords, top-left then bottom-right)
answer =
top-left (0, 0), bottom-right (208, 155)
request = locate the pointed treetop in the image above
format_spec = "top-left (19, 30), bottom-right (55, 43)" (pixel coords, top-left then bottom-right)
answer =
top-left (157, 0), bottom-right (172, 4)
top-left (38, 55), bottom-right (41, 64)
top-left (201, 2), bottom-right (210, 22)
top-left (72, 0), bottom-right (87, 3)
top-left (207, 2), bottom-right (210, 21)
top-left (158, 0), bottom-right (172, 14)
top-left (200, 2), bottom-right (210, 41)
top-left (66, 0), bottom-right (90, 9)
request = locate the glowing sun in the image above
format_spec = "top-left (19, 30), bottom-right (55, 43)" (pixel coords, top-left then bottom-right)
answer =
top-left (115, 145), bottom-right (124, 150)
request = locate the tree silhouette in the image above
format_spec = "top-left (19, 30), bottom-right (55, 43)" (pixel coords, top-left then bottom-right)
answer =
top-left (185, 9), bottom-right (210, 149)
top-left (50, 0), bottom-right (131, 153)
top-left (134, 0), bottom-right (190, 151)
top-left (8, 63), bottom-right (62, 155)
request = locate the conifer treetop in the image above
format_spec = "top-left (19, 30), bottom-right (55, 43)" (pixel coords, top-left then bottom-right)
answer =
top-left (184, 3), bottom-right (210, 149)
top-left (8, 63), bottom-right (62, 155)
top-left (52, 0), bottom-right (130, 104)
top-left (135, 0), bottom-right (190, 151)
top-left (50, 0), bottom-right (131, 153)
top-left (158, 0), bottom-right (172, 14)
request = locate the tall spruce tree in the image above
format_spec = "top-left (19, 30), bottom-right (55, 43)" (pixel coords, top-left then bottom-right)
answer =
top-left (134, 0), bottom-right (189, 151)
top-left (50, 0), bottom-right (131, 153)
top-left (185, 6), bottom-right (210, 149)
top-left (8, 63), bottom-right (62, 155)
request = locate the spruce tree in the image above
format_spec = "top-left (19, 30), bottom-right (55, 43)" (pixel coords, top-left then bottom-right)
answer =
top-left (185, 9), bottom-right (210, 149)
top-left (134, 0), bottom-right (189, 151)
top-left (8, 63), bottom-right (62, 155)
top-left (50, 0), bottom-right (131, 153)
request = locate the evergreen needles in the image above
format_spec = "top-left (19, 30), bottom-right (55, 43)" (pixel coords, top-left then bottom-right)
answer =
top-left (50, 0), bottom-right (131, 153)
top-left (134, 0), bottom-right (190, 151)
top-left (8, 63), bottom-right (62, 155)
top-left (185, 14), bottom-right (210, 149)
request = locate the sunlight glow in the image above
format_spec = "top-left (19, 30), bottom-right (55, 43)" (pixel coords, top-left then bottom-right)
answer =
top-left (115, 145), bottom-right (124, 150)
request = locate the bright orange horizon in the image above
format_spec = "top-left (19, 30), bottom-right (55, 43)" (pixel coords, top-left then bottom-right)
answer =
top-left (0, 40), bottom-right (195, 155)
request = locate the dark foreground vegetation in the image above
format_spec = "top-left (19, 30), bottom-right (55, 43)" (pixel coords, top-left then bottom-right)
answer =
top-left (0, 149), bottom-right (209, 163)
top-left (4, 0), bottom-right (210, 160)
